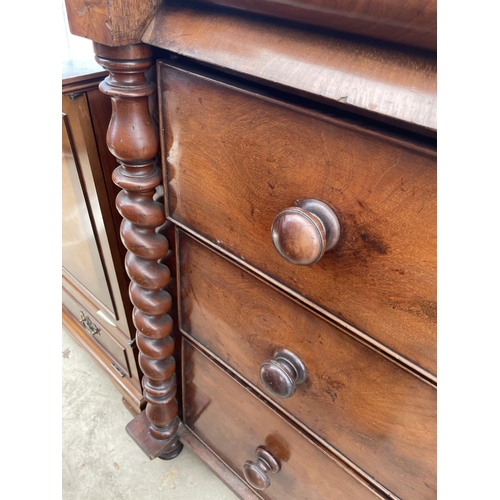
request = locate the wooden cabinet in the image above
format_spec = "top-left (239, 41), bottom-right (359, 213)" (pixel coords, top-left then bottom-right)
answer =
top-left (62, 71), bottom-right (145, 415)
top-left (63, 1), bottom-right (437, 498)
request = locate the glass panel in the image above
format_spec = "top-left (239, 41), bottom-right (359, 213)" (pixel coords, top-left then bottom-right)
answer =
top-left (62, 111), bottom-right (115, 313)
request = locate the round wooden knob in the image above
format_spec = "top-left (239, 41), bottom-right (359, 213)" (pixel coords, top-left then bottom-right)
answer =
top-left (271, 198), bottom-right (340, 266)
top-left (260, 348), bottom-right (308, 399)
top-left (243, 446), bottom-right (281, 490)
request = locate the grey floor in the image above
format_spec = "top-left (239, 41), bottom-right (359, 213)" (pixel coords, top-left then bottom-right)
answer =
top-left (62, 327), bottom-right (239, 500)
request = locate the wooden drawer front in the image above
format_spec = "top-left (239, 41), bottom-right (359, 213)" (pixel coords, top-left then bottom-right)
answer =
top-left (160, 62), bottom-right (437, 376)
top-left (63, 287), bottom-right (131, 377)
top-left (183, 339), bottom-right (382, 500)
top-left (179, 232), bottom-right (436, 500)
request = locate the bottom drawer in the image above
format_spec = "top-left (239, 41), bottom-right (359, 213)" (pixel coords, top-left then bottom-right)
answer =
top-left (63, 286), bottom-right (130, 377)
top-left (183, 339), bottom-right (384, 500)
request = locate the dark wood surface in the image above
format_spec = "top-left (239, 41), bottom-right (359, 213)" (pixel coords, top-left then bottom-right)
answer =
top-left (84, 87), bottom-right (135, 333)
top-left (62, 93), bottom-right (116, 320)
top-left (64, 2), bottom-right (437, 497)
top-left (160, 63), bottom-right (437, 378)
top-left (144, 3), bottom-right (437, 132)
top-left (62, 85), bottom-right (135, 357)
top-left (85, 88), bottom-right (129, 270)
top-left (62, 73), bottom-right (144, 412)
top-left (271, 199), bottom-right (341, 266)
top-left (194, 0), bottom-right (437, 50)
top-left (62, 88), bottom-right (134, 338)
top-left (94, 42), bottom-right (182, 460)
top-left (183, 339), bottom-right (386, 500)
top-left (64, 0), bottom-right (162, 46)
top-left (178, 232), bottom-right (436, 499)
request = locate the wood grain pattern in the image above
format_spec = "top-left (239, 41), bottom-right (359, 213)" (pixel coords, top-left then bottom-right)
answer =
top-left (194, 0), bottom-right (437, 50)
top-left (94, 43), bottom-right (182, 459)
top-left (160, 63), bottom-right (437, 377)
top-left (63, 3), bottom-right (438, 497)
top-left (178, 232), bottom-right (436, 499)
top-left (64, 0), bottom-right (162, 46)
top-left (145, 4), bottom-right (437, 131)
top-left (183, 339), bottom-right (386, 500)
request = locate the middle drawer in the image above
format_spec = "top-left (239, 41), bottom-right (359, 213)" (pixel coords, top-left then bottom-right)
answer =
top-left (178, 231), bottom-right (436, 499)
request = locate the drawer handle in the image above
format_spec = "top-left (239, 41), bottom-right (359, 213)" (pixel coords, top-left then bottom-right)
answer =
top-left (243, 446), bottom-right (281, 490)
top-left (79, 311), bottom-right (100, 336)
top-left (271, 198), bottom-right (340, 266)
top-left (111, 363), bottom-right (126, 378)
top-left (260, 348), bottom-right (308, 399)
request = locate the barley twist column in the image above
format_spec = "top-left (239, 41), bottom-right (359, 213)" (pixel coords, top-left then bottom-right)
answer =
top-left (93, 42), bottom-right (182, 460)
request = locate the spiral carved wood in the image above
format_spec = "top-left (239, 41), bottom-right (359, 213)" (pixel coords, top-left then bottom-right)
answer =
top-left (93, 42), bottom-right (182, 459)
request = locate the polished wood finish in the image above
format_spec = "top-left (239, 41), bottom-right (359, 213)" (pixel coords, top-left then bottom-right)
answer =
top-left (63, 86), bottom-right (133, 321)
top-left (259, 348), bottom-right (308, 399)
top-left (183, 340), bottom-right (386, 500)
top-left (62, 94), bottom-right (115, 318)
top-left (271, 199), bottom-right (341, 266)
top-left (178, 232), bottom-right (436, 499)
top-left (61, 74), bottom-right (107, 94)
top-left (144, 3), bottom-right (437, 132)
top-left (64, 2), bottom-right (437, 497)
top-left (243, 447), bottom-right (281, 491)
top-left (93, 43), bottom-right (182, 460)
top-left (62, 73), bottom-right (144, 413)
top-left (272, 207), bottom-right (326, 266)
top-left (125, 410), bottom-right (180, 460)
top-left (85, 88), bottom-right (128, 266)
top-left (194, 0), bottom-right (437, 50)
top-left (161, 63), bottom-right (437, 377)
top-left (64, 0), bottom-right (162, 46)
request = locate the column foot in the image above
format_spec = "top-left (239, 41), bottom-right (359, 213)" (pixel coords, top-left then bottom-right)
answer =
top-left (126, 411), bottom-right (184, 460)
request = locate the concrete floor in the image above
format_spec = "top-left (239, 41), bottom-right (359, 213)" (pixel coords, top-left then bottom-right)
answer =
top-left (62, 327), bottom-right (239, 500)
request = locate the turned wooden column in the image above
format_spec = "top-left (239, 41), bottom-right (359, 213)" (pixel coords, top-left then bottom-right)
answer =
top-left (93, 42), bottom-right (182, 460)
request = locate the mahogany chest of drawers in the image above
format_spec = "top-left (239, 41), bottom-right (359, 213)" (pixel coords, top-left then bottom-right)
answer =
top-left (64, 1), bottom-right (437, 498)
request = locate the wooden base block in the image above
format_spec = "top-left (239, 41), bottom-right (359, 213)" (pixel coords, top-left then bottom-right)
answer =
top-left (125, 411), bottom-right (183, 460)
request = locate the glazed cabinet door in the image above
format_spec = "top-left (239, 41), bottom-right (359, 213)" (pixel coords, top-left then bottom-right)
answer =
top-left (62, 89), bottom-right (144, 413)
top-left (62, 93), bottom-right (116, 319)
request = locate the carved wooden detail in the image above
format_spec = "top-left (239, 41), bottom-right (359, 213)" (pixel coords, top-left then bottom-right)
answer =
top-left (93, 42), bottom-right (182, 460)
top-left (64, 0), bottom-right (163, 47)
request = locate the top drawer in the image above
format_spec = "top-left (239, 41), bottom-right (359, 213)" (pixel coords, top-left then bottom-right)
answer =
top-left (159, 62), bottom-right (436, 376)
